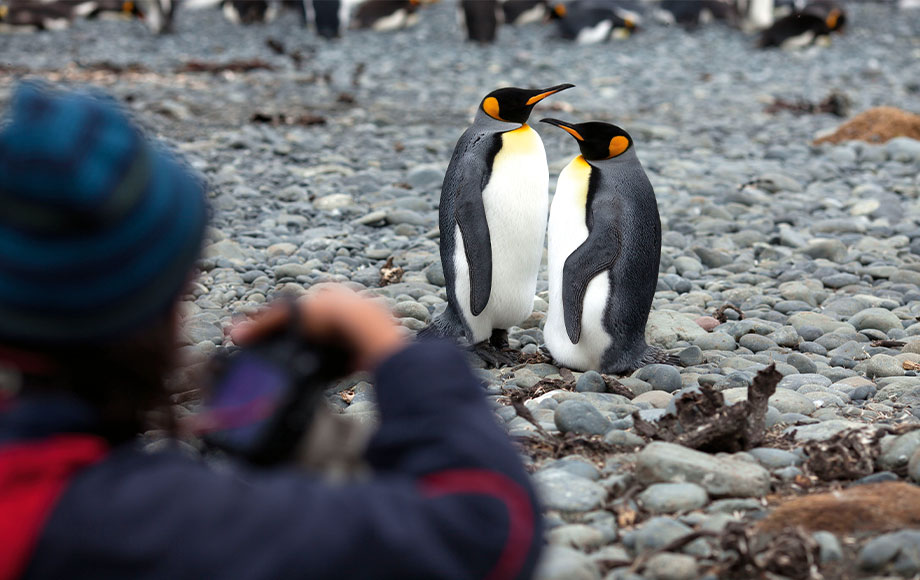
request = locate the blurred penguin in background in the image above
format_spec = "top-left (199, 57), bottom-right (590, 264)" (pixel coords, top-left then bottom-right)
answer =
top-left (311, 0), bottom-right (343, 37)
top-left (550, 1), bottom-right (640, 44)
top-left (460, 0), bottom-right (499, 42)
top-left (0, 0), bottom-right (174, 33)
top-left (221, 0), bottom-right (280, 23)
top-left (501, 0), bottom-right (549, 25)
top-left (758, 0), bottom-right (845, 48)
top-left (654, 0), bottom-right (735, 28)
top-left (350, 0), bottom-right (420, 31)
top-left (735, 0), bottom-right (775, 31)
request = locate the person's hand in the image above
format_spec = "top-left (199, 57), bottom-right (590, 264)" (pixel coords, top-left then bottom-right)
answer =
top-left (230, 286), bottom-right (407, 372)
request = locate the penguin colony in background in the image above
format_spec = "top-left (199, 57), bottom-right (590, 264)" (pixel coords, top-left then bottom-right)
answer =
top-left (421, 84), bottom-right (670, 374)
top-left (1, 0), bottom-right (896, 48)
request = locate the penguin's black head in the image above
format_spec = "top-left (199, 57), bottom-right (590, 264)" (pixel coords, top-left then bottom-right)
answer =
top-left (480, 84), bottom-right (574, 125)
top-left (541, 119), bottom-right (633, 161)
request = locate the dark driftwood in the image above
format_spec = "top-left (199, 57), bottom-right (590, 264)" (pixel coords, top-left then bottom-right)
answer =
top-left (632, 364), bottom-right (781, 453)
top-left (804, 428), bottom-right (884, 480)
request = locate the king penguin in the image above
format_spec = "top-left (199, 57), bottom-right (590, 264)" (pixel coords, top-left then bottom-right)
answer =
top-left (541, 119), bottom-right (672, 374)
top-left (420, 84), bottom-right (574, 366)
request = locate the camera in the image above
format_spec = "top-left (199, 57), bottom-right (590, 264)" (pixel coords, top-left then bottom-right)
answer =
top-left (194, 309), bottom-right (351, 466)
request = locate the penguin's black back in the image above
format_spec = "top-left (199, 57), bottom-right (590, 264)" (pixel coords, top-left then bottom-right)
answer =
top-left (589, 157), bottom-right (661, 367)
top-left (462, 0), bottom-right (498, 42)
top-left (313, 0), bottom-right (341, 37)
top-left (758, 12), bottom-right (829, 47)
top-left (352, 0), bottom-right (416, 29)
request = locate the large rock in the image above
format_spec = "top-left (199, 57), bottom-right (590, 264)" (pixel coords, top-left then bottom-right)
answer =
top-left (554, 400), bottom-right (614, 436)
top-left (638, 482), bottom-right (709, 514)
top-left (534, 469), bottom-right (607, 512)
top-left (787, 312), bottom-right (854, 334)
top-left (636, 442), bottom-right (771, 498)
top-left (534, 545), bottom-right (600, 580)
top-left (646, 310), bottom-right (708, 348)
top-left (849, 308), bottom-right (903, 333)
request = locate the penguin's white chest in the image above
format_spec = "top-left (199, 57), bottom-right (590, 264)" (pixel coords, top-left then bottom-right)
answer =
top-left (453, 125), bottom-right (549, 343)
top-left (545, 156), bottom-right (612, 371)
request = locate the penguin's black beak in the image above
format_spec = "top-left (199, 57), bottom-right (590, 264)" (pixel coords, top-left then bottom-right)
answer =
top-left (526, 84), bottom-right (575, 106)
top-left (540, 118), bottom-right (584, 141)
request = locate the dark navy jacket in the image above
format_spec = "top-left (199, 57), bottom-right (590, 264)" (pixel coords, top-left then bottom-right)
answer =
top-left (0, 341), bottom-right (543, 579)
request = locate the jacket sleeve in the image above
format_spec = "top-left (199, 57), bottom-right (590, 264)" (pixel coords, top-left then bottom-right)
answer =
top-left (27, 341), bottom-right (543, 580)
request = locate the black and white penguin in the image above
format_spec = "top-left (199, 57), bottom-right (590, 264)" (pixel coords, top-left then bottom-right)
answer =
top-left (758, 0), bottom-right (845, 48)
top-left (0, 0), bottom-right (173, 33)
top-left (311, 0), bottom-right (343, 37)
top-left (655, 0), bottom-right (735, 29)
top-left (0, 1), bottom-right (75, 31)
top-left (460, 0), bottom-right (500, 42)
top-left (350, 0), bottom-right (419, 31)
top-left (541, 119), bottom-right (669, 374)
top-left (420, 84), bottom-right (574, 365)
top-left (550, 1), bottom-right (639, 44)
top-left (501, 0), bottom-right (548, 25)
top-left (221, 0), bottom-right (279, 24)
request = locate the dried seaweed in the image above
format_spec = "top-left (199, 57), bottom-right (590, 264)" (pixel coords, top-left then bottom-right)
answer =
top-left (178, 59), bottom-right (275, 74)
top-left (250, 111), bottom-right (326, 126)
top-left (632, 364), bottom-right (780, 452)
top-left (765, 92), bottom-right (850, 117)
top-left (516, 432), bottom-right (621, 467)
top-left (803, 428), bottom-right (884, 481)
top-left (378, 257), bottom-right (404, 287)
top-left (712, 304), bottom-right (744, 323)
top-left (719, 521), bottom-right (821, 580)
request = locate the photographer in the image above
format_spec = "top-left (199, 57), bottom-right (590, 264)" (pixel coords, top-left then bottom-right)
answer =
top-left (0, 83), bottom-right (543, 579)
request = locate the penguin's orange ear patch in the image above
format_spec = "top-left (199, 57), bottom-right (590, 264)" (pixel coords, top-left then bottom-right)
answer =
top-left (826, 9), bottom-right (840, 29)
top-left (483, 97), bottom-right (502, 120)
top-left (608, 136), bottom-right (629, 158)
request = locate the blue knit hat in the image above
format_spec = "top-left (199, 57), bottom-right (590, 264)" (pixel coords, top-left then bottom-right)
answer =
top-left (0, 82), bottom-right (208, 345)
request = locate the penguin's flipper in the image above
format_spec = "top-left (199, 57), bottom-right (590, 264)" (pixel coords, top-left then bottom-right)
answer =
top-left (562, 225), bottom-right (621, 344)
top-left (449, 158), bottom-right (494, 316)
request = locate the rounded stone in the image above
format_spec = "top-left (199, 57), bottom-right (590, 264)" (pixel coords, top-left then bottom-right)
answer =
top-left (694, 332), bottom-right (737, 351)
top-left (633, 390), bottom-right (673, 409)
top-left (867, 354), bottom-right (905, 378)
top-left (644, 553), bottom-right (699, 580)
top-left (575, 371), bottom-right (607, 393)
top-left (739, 334), bottom-right (777, 352)
top-left (638, 482), bottom-right (709, 514)
top-left (534, 469), bottom-right (607, 512)
top-left (554, 400), bottom-right (614, 436)
top-left (634, 364), bottom-right (683, 393)
top-left (849, 308), bottom-right (903, 333)
top-left (786, 353), bottom-right (818, 374)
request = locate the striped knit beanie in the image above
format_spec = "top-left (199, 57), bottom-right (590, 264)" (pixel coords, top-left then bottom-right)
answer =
top-left (0, 82), bottom-right (208, 345)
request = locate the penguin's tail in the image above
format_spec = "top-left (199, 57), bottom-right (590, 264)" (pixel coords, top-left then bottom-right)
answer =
top-left (416, 305), bottom-right (466, 341)
top-left (639, 345), bottom-right (681, 368)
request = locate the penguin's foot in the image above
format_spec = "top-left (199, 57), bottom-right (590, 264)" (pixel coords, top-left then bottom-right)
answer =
top-left (472, 342), bottom-right (520, 369)
top-left (638, 346), bottom-right (681, 368)
top-left (489, 329), bottom-right (509, 350)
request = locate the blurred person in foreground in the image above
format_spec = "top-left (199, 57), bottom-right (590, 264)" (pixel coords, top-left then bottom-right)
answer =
top-left (0, 82), bottom-right (543, 580)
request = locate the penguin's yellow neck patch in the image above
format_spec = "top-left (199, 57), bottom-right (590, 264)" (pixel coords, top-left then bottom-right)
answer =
top-left (501, 124), bottom-right (540, 155)
top-left (483, 97), bottom-right (502, 121)
top-left (607, 136), bottom-right (629, 158)
top-left (569, 155), bottom-right (593, 208)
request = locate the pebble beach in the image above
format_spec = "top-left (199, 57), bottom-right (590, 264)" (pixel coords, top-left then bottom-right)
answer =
top-left (2, 3), bottom-right (920, 578)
